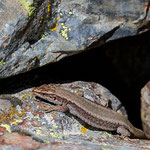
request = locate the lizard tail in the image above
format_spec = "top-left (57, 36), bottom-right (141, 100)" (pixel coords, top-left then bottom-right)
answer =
top-left (133, 127), bottom-right (146, 139)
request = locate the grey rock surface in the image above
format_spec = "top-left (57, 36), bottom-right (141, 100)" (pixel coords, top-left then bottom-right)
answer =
top-left (0, 0), bottom-right (148, 79)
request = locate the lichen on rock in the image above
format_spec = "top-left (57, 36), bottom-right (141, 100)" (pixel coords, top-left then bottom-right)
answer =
top-left (19, 0), bottom-right (35, 17)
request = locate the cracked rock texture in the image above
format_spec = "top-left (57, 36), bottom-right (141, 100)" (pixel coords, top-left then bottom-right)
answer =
top-left (0, 0), bottom-right (148, 78)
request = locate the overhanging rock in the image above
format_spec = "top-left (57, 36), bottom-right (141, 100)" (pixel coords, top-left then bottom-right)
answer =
top-left (0, 0), bottom-right (147, 78)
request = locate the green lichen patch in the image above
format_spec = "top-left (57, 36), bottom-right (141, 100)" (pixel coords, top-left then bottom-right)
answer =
top-left (19, 0), bottom-right (35, 17)
top-left (0, 60), bottom-right (6, 66)
top-left (60, 23), bottom-right (71, 40)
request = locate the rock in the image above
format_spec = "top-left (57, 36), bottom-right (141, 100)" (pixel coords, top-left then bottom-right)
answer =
top-left (0, 0), bottom-right (149, 79)
top-left (1, 132), bottom-right (41, 149)
top-left (141, 81), bottom-right (150, 139)
top-left (0, 81), bottom-right (150, 149)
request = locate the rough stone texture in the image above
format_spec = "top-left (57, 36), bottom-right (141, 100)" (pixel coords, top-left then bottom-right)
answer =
top-left (0, 0), bottom-right (26, 31)
top-left (0, 0), bottom-right (149, 79)
top-left (0, 81), bottom-right (150, 149)
top-left (1, 133), bottom-right (41, 149)
top-left (141, 81), bottom-right (150, 139)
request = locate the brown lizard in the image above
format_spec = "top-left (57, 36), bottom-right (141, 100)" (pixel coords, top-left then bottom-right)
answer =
top-left (32, 84), bottom-right (146, 139)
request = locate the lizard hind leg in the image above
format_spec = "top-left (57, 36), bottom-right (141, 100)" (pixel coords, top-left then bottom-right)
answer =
top-left (117, 126), bottom-right (131, 138)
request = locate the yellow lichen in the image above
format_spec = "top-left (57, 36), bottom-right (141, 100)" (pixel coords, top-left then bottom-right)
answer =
top-left (49, 128), bottom-right (53, 131)
top-left (3, 105), bottom-right (7, 109)
top-left (68, 11), bottom-right (73, 15)
top-left (26, 106), bottom-right (30, 109)
top-left (50, 132), bottom-right (63, 139)
top-left (49, 16), bottom-right (59, 31)
top-left (49, 24), bottom-right (58, 31)
top-left (46, 42), bottom-right (53, 50)
top-left (21, 93), bottom-right (29, 100)
top-left (10, 119), bottom-right (23, 126)
top-left (60, 12), bottom-right (63, 16)
top-left (60, 23), bottom-right (71, 40)
top-left (52, 124), bottom-right (58, 129)
top-left (0, 61), bottom-right (6, 66)
top-left (36, 127), bottom-right (47, 137)
top-left (81, 126), bottom-right (87, 133)
top-left (72, 119), bottom-right (76, 123)
top-left (43, 140), bottom-right (50, 143)
top-left (0, 124), bottom-right (11, 133)
top-left (40, 17), bottom-right (44, 23)
top-left (19, 0), bottom-right (35, 17)
top-left (33, 115), bottom-right (40, 119)
top-left (48, 4), bottom-right (50, 13)
top-left (0, 106), bottom-right (25, 123)
top-left (77, 125), bottom-right (80, 130)
top-left (0, 106), bottom-right (26, 134)
top-left (41, 32), bottom-right (48, 39)
top-left (37, 55), bottom-right (44, 60)
top-left (104, 131), bottom-right (113, 138)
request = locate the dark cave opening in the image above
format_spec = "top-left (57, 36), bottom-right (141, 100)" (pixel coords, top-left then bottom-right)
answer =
top-left (1, 30), bottom-right (150, 129)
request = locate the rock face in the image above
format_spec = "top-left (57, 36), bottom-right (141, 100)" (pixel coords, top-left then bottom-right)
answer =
top-left (0, 0), bottom-right (148, 79)
top-left (0, 81), bottom-right (150, 150)
top-left (141, 81), bottom-right (150, 139)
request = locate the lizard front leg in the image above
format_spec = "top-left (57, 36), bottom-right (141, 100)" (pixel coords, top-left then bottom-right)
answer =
top-left (117, 126), bottom-right (131, 138)
top-left (44, 105), bottom-right (69, 112)
top-left (37, 101), bottom-right (69, 112)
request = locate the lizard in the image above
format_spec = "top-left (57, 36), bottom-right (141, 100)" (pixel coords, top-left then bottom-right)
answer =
top-left (32, 84), bottom-right (146, 139)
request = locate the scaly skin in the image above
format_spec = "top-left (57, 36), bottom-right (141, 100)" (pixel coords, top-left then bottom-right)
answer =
top-left (32, 84), bottom-right (146, 139)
